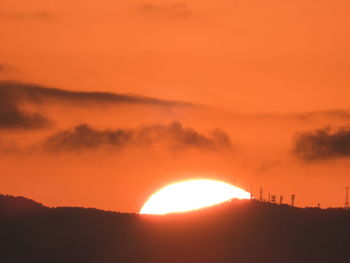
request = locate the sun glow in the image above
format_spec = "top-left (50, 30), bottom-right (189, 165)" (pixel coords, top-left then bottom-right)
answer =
top-left (140, 179), bottom-right (251, 215)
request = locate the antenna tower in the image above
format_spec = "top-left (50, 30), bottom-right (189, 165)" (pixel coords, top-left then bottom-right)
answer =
top-left (345, 187), bottom-right (349, 209)
top-left (291, 194), bottom-right (296, 206)
top-left (259, 187), bottom-right (263, 201)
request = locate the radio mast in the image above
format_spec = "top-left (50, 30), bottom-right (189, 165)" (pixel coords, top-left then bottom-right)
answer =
top-left (345, 187), bottom-right (349, 209)
top-left (259, 187), bottom-right (263, 201)
top-left (291, 194), bottom-right (296, 206)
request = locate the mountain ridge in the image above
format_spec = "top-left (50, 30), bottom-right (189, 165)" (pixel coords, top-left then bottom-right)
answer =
top-left (1, 194), bottom-right (349, 263)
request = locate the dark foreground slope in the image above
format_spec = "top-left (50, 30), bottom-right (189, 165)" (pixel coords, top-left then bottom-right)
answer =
top-left (0, 195), bottom-right (349, 263)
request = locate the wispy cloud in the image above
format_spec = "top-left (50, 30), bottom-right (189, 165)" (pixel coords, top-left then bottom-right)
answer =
top-left (0, 63), bottom-right (14, 73)
top-left (137, 2), bottom-right (193, 19)
top-left (0, 11), bottom-right (55, 22)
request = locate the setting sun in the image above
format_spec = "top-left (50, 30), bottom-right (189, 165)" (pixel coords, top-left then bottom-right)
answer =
top-left (140, 179), bottom-right (251, 215)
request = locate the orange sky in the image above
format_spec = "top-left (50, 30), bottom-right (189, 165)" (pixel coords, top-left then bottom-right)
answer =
top-left (1, 0), bottom-right (350, 211)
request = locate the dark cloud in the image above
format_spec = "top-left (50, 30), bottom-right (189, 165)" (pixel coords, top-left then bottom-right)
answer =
top-left (0, 11), bottom-right (54, 22)
top-left (0, 81), bottom-right (192, 129)
top-left (43, 122), bottom-right (232, 153)
top-left (292, 127), bottom-right (350, 161)
top-left (137, 3), bottom-right (192, 18)
top-left (0, 81), bottom-right (191, 107)
top-left (0, 92), bottom-right (49, 129)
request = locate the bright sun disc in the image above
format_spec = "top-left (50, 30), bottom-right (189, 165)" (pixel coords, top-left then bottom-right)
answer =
top-left (140, 179), bottom-right (250, 215)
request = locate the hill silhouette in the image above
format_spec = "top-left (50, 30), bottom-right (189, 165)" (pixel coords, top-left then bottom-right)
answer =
top-left (0, 194), bottom-right (349, 263)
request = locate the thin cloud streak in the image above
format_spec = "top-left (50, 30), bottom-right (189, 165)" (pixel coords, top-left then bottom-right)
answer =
top-left (0, 81), bottom-right (193, 107)
top-left (0, 11), bottom-right (55, 22)
top-left (0, 81), bottom-right (193, 129)
top-left (136, 2), bottom-right (193, 19)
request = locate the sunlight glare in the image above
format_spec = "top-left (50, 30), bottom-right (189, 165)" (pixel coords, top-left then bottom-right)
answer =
top-left (140, 179), bottom-right (250, 215)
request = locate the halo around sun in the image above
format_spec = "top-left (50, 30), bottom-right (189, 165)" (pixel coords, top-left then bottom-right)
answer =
top-left (140, 179), bottom-right (251, 215)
